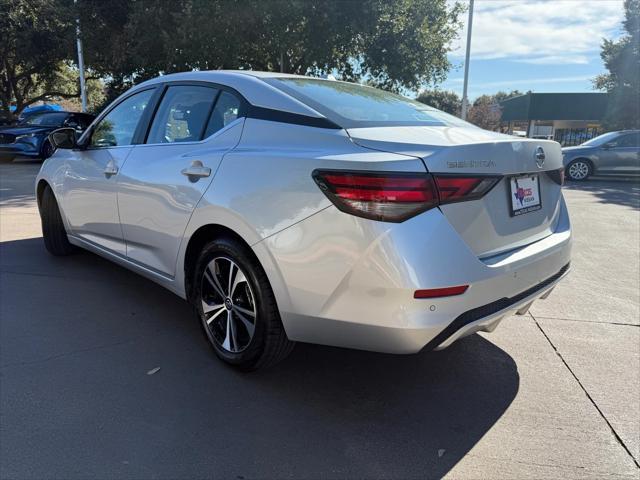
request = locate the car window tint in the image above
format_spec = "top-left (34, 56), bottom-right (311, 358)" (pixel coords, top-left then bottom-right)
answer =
top-left (73, 115), bottom-right (92, 129)
top-left (147, 86), bottom-right (218, 144)
top-left (617, 133), bottom-right (639, 148)
top-left (204, 91), bottom-right (242, 138)
top-left (91, 89), bottom-right (154, 147)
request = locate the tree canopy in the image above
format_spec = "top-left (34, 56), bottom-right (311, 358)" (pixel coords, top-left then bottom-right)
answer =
top-left (1, 0), bottom-right (464, 114)
top-left (415, 89), bottom-right (462, 115)
top-left (0, 0), bottom-right (75, 113)
top-left (594, 0), bottom-right (640, 130)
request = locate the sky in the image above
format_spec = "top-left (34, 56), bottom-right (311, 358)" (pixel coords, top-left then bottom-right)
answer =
top-left (440, 0), bottom-right (626, 100)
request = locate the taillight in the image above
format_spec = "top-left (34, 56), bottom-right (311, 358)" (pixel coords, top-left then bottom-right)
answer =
top-left (433, 175), bottom-right (501, 204)
top-left (312, 170), bottom-right (501, 222)
top-left (312, 170), bottom-right (438, 222)
top-left (546, 167), bottom-right (565, 186)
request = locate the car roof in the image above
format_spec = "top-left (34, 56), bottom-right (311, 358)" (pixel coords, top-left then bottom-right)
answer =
top-left (131, 70), bottom-right (326, 118)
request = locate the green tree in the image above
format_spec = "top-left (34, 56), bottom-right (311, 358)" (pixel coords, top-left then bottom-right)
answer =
top-left (415, 90), bottom-right (462, 115)
top-left (0, 0), bottom-right (77, 115)
top-left (80, 0), bottom-right (464, 103)
top-left (53, 62), bottom-right (106, 114)
top-left (594, 0), bottom-right (640, 130)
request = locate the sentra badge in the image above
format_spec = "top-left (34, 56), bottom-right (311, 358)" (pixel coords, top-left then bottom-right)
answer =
top-left (447, 160), bottom-right (496, 169)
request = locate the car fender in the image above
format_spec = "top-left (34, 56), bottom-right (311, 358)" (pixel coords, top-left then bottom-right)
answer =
top-left (35, 151), bottom-right (68, 212)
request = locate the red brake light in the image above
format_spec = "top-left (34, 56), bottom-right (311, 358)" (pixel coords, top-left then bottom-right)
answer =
top-left (313, 170), bottom-right (501, 222)
top-left (312, 171), bottom-right (438, 222)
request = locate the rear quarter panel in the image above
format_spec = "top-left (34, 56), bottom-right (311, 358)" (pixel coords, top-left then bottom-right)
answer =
top-left (175, 118), bottom-right (425, 303)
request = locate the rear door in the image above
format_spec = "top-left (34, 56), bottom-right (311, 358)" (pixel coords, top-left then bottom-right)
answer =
top-left (117, 83), bottom-right (246, 276)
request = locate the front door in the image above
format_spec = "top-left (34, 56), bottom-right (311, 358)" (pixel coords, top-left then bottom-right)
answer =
top-left (62, 88), bottom-right (156, 255)
top-left (117, 85), bottom-right (245, 276)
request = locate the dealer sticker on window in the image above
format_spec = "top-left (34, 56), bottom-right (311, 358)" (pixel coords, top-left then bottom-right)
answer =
top-left (509, 175), bottom-right (542, 216)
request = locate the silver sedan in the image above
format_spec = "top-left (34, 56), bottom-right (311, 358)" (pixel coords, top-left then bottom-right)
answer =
top-left (37, 71), bottom-right (571, 370)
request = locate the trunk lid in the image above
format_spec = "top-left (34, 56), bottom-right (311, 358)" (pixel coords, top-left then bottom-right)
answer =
top-left (348, 126), bottom-right (564, 258)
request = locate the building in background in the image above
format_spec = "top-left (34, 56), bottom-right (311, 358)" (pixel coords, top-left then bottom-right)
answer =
top-left (500, 92), bottom-right (609, 146)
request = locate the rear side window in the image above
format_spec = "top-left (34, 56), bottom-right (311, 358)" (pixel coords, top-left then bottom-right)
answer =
top-left (91, 89), bottom-right (154, 147)
top-left (147, 85), bottom-right (218, 144)
top-left (204, 91), bottom-right (242, 138)
top-left (617, 133), bottom-right (639, 148)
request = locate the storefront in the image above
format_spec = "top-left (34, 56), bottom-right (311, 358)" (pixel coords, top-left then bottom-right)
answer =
top-left (500, 93), bottom-right (609, 146)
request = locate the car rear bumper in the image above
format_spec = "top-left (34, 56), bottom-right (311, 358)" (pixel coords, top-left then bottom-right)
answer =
top-left (258, 194), bottom-right (572, 354)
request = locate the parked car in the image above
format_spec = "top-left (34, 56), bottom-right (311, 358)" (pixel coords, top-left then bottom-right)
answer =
top-left (562, 130), bottom-right (640, 180)
top-left (38, 71), bottom-right (571, 370)
top-left (15, 104), bottom-right (64, 125)
top-left (0, 111), bottom-right (94, 160)
top-left (0, 110), bottom-right (15, 127)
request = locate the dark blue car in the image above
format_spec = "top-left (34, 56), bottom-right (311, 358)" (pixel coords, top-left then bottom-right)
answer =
top-left (0, 111), bottom-right (94, 160)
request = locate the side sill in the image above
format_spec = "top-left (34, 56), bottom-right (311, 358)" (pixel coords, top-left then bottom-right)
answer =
top-left (67, 235), bottom-right (185, 298)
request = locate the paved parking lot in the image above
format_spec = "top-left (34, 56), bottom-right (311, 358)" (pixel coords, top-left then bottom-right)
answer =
top-left (1, 160), bottom-right (639, 479)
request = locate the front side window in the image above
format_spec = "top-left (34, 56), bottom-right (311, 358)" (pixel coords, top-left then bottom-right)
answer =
top-left (582, 131), bottom-right (620, 147)
top-left (66, 114), bottom-right (92, 130)
top-left (264, 77), bottom-right (474, 129)
top-left (204, 91), bottom-right (243, 137)
top-left (91, 89), bottom-right (154, 147)
top-left (147, 86), bottom-right (218, 144)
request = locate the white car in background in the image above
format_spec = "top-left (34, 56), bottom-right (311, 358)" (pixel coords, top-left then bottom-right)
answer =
top-left (38, 71), bottom-right (571, 370)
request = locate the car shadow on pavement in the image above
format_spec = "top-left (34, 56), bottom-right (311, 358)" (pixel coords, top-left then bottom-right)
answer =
top-left (564, 178), bottom-right (640, 210)
top-left (1, 237), bottom-right (519, 480)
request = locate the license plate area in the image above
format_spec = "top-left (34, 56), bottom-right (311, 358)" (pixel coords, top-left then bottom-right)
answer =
top-left (509, 174), bottom-right (542, 216)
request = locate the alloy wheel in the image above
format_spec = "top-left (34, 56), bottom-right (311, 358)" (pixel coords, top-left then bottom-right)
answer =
top-left (200, 256), bottom-right (256, 353)
top-left (568, 161), bottom-right (589, 180)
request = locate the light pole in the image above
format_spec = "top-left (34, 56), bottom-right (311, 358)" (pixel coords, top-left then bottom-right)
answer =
top-left (75, 0), bottom-right (87, 112)
top-left (461, 0), bottom-right (474, 120)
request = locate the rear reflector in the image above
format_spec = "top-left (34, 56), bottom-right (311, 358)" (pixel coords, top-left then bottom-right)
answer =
top-left (313, 169), bottom-right (501, 222)
top-left (414, 285), bottom-right (469, 299)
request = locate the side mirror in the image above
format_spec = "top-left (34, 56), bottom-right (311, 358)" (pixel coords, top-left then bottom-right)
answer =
top-left (603, 142), bottom-right (616, 150)
top-left (49, 128), bottom-right (77, 149)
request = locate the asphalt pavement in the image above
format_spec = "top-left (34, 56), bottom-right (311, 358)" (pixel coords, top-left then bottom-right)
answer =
top-left (1, 160), bottom-right (638, 479)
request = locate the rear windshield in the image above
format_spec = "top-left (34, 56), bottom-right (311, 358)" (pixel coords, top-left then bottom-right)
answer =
top-left (264, 77), bottom-right (474, 129)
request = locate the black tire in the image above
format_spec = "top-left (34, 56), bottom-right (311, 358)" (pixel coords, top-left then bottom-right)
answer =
top-left (40, 185), bottom-right (76, 256)
top-left (40, 139), bottom-right (55, 160)
top-left (192, 237), bottom-right (294, 371)
top-left (566, 159), bottom-right (592, 181)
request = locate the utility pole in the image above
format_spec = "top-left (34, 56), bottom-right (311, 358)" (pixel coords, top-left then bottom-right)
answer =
top-left (460, 0), bottom-right (474, 120)
top-left (75, 0), bottom-right (87, 112)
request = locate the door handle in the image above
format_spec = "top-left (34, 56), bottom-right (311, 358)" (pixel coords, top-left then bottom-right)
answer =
top-left (104, 161), bottom-right (118, 177)
top-left (181, 161), bottom-right (211, 180)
